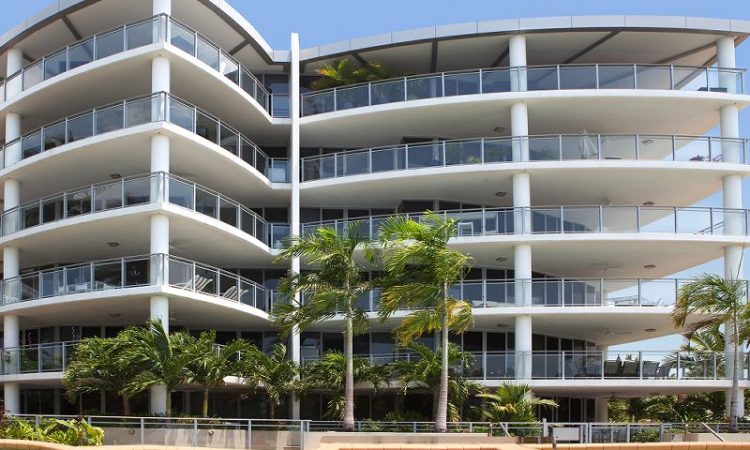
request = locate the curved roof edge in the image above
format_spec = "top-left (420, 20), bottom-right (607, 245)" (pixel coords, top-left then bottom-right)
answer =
top-left (0, 0), bottom-right (291, 64)
top-left (299, 15), bottom-right (750, 62)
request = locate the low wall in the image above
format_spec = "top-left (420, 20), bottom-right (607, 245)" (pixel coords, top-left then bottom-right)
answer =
top-left (102, 428), bottom-right (300, 449)
top-left (308, 431), bottom-right (517, 450)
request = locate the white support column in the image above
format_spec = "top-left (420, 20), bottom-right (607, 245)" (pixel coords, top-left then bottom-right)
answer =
top-left (4, 177), bottom-right (20, 306)
top-left (510, 103), bottom-right (529, 162)
top-left (514, 315), bottom-right (532, 380)
top-left (153, 0), bottom-right (171, 15)
top-left (594, 397), bottom-right (609, 423)
top-left (152, 56), bottom-right (171, 94)
top-left (719, 33), bottom-right (744, 418)
top-left (288, 32), bottom-right (302, 420)
top-left (5, 112), bottom-right (21, 166)
top-left (6, 48), bottom-right (23, 98)
top-left (509, 35), bottom-right (527, 92)
top-left (4, 314), bottom-right (19, 414)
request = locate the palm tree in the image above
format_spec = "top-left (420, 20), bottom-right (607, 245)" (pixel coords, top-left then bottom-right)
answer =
top-left (241, 343), bottom-right (299, 419)
top-left (390, 342), bottom-right (482, 422)
top-left (187, 331), bottom-right (250, 417)
top-left (62, 335), bottom-right (141, 415)
top-left (378, 212), bottom-right (474, 432)
top-left (118, 319), bottom-right (193, 415)
top-left (673, 274), bottom-right (749, 432)
top-left (274, 222), bottom-right (375, 431)
top-left (311, 59), bottom-right (397, 90)
top-left (301, 351), bottom-right (390, 420)
top-left (474, 383), bottom-right (557, 423)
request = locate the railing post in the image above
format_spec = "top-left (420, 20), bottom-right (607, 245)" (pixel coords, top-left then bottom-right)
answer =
top-left (193, 418), bottom-right (198, 446)
top-left (140, 417), bottom-right (145, 444)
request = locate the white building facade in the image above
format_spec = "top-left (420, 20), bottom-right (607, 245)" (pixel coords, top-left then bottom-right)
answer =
top-left (0, 0), bottom-right (748, 422)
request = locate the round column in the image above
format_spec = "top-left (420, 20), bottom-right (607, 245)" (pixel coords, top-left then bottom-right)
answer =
top-left (153, 0), bottom-right (171, 15)
top-left (514, 315), bottom-right (532, 380)
top-left (594, 397), bottom-right (609, 423)
top-left (6, 48), bottom-right (23, 98)
top-left (717, 36), bottom-right (737, 93)
top-left (5, 113), bottom-right (21, 166)
top-left (3, 314), bottom-right (20, 414)
top-left (152, 56), bottom-right (170, 94)
top-left (509, 35), bottom-right (527, 92)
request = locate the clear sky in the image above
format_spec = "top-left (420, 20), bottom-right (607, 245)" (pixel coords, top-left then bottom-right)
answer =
top-left (2, 0), bottom-right (750, 351)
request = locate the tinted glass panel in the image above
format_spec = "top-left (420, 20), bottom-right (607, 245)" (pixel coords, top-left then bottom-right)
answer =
top-left (68, 39), bottom-right (94, 70)
top-left (66, 112), bottom-right (94, 142)
top-left (170, 22), bottom-right (195, 55)
top-left (43, 122), bottom-right (66, 151)
top-left (126, 20), bottom-right (154, 50)
top-left (95, 105), bottom-right (124, 134)
top-left (44, 50), bottom-right (67, 80)
top-left (96, 29), bottom-right (124, 59)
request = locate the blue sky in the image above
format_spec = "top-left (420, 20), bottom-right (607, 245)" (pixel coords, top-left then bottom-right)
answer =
top-left (3, 0), bottom-right (750, 351)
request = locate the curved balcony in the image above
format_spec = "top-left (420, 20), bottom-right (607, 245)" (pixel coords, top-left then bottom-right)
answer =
top-left (0, 15), bottom-right (276, 115)
top-left (301, 64), bottom-right (746, 116)
top-left (350, 277), bottom-right (730, 311)
top-left (301, 135), bottom-right (748, 182)
top-left (0, 92), bottom-right (288, 182)
top-left (1, 172), bottom-right (290, 249)
top-left (300, 350), bottom-right (748, 382)
top-left (302, 205), bottom-right (750, 239)
top-left (0, 253), bottom-right (273, 312)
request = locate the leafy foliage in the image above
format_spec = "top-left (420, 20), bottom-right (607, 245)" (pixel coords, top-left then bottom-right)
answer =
top-left (301, 351), bottom-right (390, 419)
top-left (311, 59), bottom-right (398, 90)
top-left (0, 416), bottom-right (104, 446)
top-left (474, 383), bottom-right (557, 423)
top-left (240, 343), bottom-right (300, 419)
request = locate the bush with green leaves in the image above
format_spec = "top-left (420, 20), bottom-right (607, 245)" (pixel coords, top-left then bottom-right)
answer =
top-left (0, 416), bottom-right (104, 446)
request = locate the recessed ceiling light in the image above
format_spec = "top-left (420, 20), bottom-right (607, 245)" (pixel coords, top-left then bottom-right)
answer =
top-left (495, 191), bottom-right (507, 197)
top-left (643, 201), bottom-right (655, 206)
top-left (107, 242), bottom-right (120, 248)
top-left (493, 126), bottom-right (506, 133)
top-left (645, 328), bottom-right (657, 332)
top-left (641, 139), bottom-right (654, 145)
top-left (643, 264), bottom-right (656, 270)
top-left (496, 323), bottom-right (508, 328)
top-left (109, 313), bottom-right (121, 318)
top-left (495, 256), bottom-right (508, 262)
top-left (109, 173), bottom-right (122, 179)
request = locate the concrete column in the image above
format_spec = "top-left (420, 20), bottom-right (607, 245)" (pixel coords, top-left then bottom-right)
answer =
top-left (717, 36), bottom-right (737, 93)
top-left (151, 135), bottom-right (170, 173)
top-left (153, 0), bottom-right (171, 15)
top-left (4, 314), bottom-right (19, 414)
top-left (510, 103), bottom-right (529, 162)
top-left (6, 48), bottom-right (23, 98)
top-left (152, 56), bottom-right (171, 94)
top-left (288, 32), bottom-right (302, 420)
top-left (509, 35), bottom-right (527, 92)
top-left (514, 315), bottom-right (532, 380)
top-left (3, 177), bottom-right (20, 304)
top-left (594, 397), bottom-right (609, 423)
top-left (5, 112), bottom-right (21, 166)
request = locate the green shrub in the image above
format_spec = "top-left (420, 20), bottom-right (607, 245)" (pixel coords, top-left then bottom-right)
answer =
top-left (631, 429), bottom-right (661, 443)
top-left (0, 416), bottom-right (104, 446)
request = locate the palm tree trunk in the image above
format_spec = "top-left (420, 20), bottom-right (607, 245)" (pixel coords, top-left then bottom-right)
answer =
top-left (343, 316), bottom-right (355, 431)
top-left (731, 312), bottom-right (740, 432)
top-left (166, 389), bottom-right (172, 416)
top-left (122, 396), bottom-right (131, 416)
top-left (269, 398), bottom-right (276, 419)
top-left (202, 389), bottom-right (210, 418)
top-left (435, 285), bottom-right (449, 433)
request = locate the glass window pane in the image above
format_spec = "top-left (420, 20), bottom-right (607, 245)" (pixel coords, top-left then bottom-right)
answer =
top-left (406, 75), bottom-right (442, 100)
top-left (446, 141), bottom-right (481, 165)
top-left (94, 261), bottom-right (121, 290)
top-left (196, 188), bottom-right (218, 217)
top-left (371, 79), bottom-right (404, 105)
top-left (124, 177), bottom-right (151, 205)
top-left (66, 189), bottom-right (92, 217)
top-left (169, 178), bottom-right (194, 208)
top-left (241, 69), bottom-right (257, 98)
top-left (41, 196), bottom-right (64, 224)
top-left (124, 259), bottom-right (149, 286)
top-left (22, 62), bottom-right (43, 89)
top-left (21, 204), bottom-right (40, 230)
top-left (598, 66), bottom-right (635, 89)
top-left (196, 111), bottom-right (218, 144)
top-left (68, 39), bottom-right (94, 70)
top-left (336, 85), bottom-right (369, 110)
top-left (444, 72), bottom-right (480, 96)
top-left (66, 112), bottom-right (94, 142)
top-left (407, 143), bottom-right (443, 168)
top-left (96, 29), bottom-right (124, 60)
top-left (197, 36), bottom-right (219, 70)
top-left (43, 121), bottom-right (66, 151)
top-left (170, 21), bottom-right (195, 55)
top-left (44, 50), bottom-right (68, 80)
top-left (220, 53), bottom-right (239, 84)
top-left (95, 104), bottom-right (124, 134)
top-left (527, 67), bottom-right (558, 91)
top-left (636, 66), bottom-right (671, 90)
top-left (93, 182), bottom-right (123, 211)
top-left (126, 96), bottom-right (155, 127)
top-left (301, 92), bottom-right (334, 116)
top-left (559, 66), bottom-right (597, 89)
top-left (220, 125), bottom-right (239, 155)
top-left (219, 198), bottom-right (238, 226)
top-left (22, 131), bottom-right (42, 159)
top-left (482, 69), bottom-right (511, 93)
top-left (169, 99), bottom-right (195, 131)
top-left (126, 20), bottom-right (154, 50)
top-left (195, 266), bottom-right (217, 294)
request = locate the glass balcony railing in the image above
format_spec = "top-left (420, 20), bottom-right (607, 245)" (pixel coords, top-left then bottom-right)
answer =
top-left (0, 341), bottom-right (76, 375)
top-left (301, 350), bottom-right (748, 381)
top-left (303, 205), bottom-right (750, 239)
top-left (347, 277), bottom-right (725, 311)
top-left (0, 15), bottom-right (283, 117)
top-left (0, 253), bottom-right (273, 312)
top-left (0, 172), bottom-right (290, 249)
top-left (0, 92), bottom-right (289, 182)
top-left (301, 64), bottom-right (746, 116)
top-left (301, 135), bottom-right (749, 181)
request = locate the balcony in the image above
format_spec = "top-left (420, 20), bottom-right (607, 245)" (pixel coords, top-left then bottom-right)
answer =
top-left (301, 64), bottom-right (746, 116)
top-left (0, 254), bottom-right (273, 312)
top-left (301, 135), bottom-right (748, 182)
top-left (301, 351), bottom-right (748, 382)
top-left (1, 172), bottom-right (290, 249)
top-left (302, 206), bottom-right (750, 239)
top-left (349, 277), bottom-right (729, 311)
top-left (0, 92), bottom-right (289, 182)
top-left (0, 16), bottom-right (281, 116)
